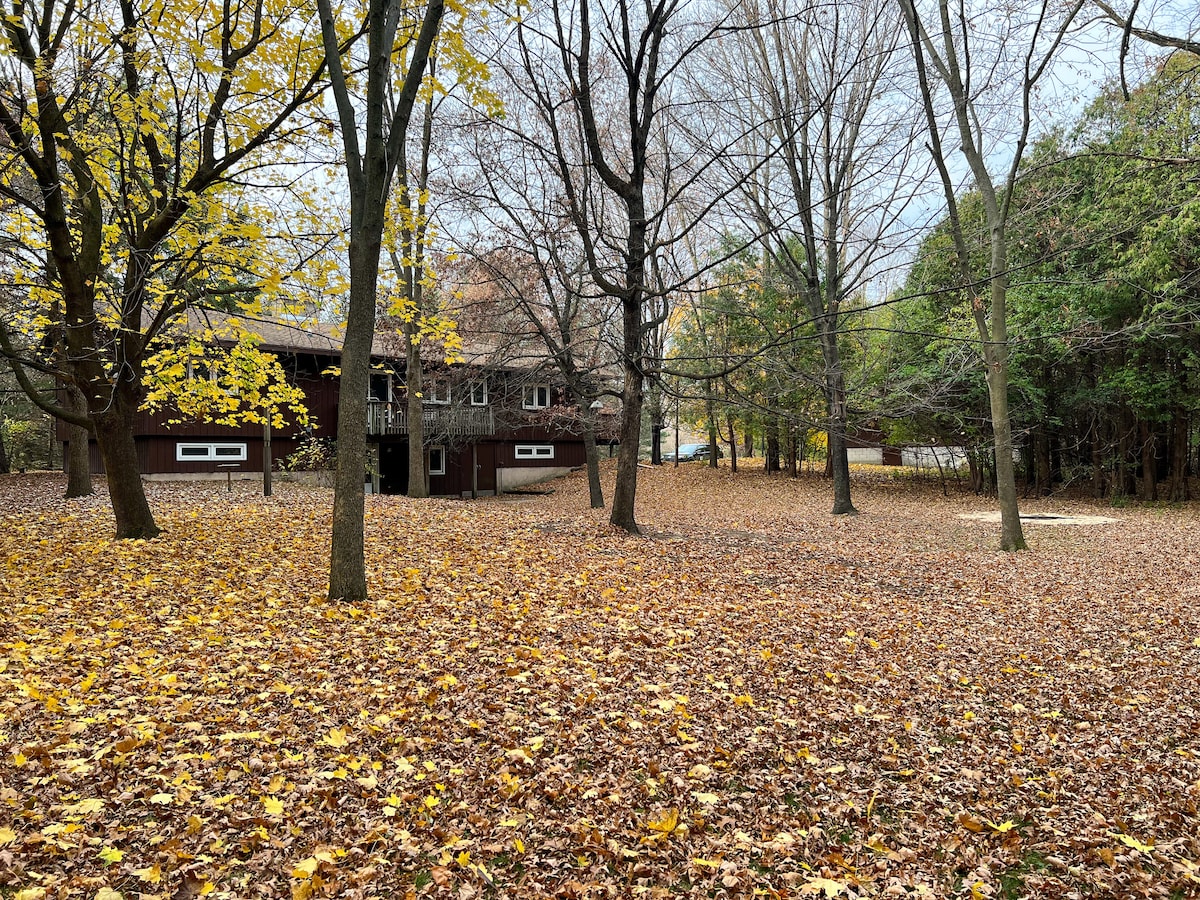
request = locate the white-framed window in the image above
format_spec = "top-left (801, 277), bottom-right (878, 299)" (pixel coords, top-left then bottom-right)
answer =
top-left (515, 444), bottom-right (554, 460)
top-left (469, 379), bottom-right (488, 406)
top-left (176, 442), bottom-right (247, 462)
top-left (522, 384), bottom-right (551, 410)
top-left (423, 380), bottom-right (451, 405)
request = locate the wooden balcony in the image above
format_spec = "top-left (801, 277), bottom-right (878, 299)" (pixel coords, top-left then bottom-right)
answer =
top-left (367, 401), bottom-right (495, 437)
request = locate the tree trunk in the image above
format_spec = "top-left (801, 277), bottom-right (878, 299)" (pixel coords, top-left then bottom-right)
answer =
top-left (405, 330), bottom-right (428, 498)
top-left (726, 412), bottom-right (737, 474)
top-left (786, 427), bottom-right (798, 477)
top-left (584, 414), bottom-right (604, 509)
top-left (1035, 425), bottom-right (1052, 496)
top-left (329, 236), bottom-right (380, 603)
top-left (609, 329), bottom-right (643, 532)
top-left (64, 385), bottom-right (92, 498)
top-left (986, 352), bottom-right (1026, 549)
top-left (0, 422), bottom-right (9, 474)
top-left (647, 385), bottom-right (663, 466)
top-left (765, 415), bottom-right (780, 473)
top-left (94, 398), bottom-right (159, 539)
top-left (743, 428), bottom-right (753, 459)
top-left (1139, 419), bottom-right (1157, 501)
top-left (822, 329), bottom-right (856, 515)
top-left (1167, 405), bottom-right (1187, 502)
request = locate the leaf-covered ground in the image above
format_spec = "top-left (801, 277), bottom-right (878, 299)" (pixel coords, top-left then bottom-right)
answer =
top-left (1, 465), bottom-right (1198, 899)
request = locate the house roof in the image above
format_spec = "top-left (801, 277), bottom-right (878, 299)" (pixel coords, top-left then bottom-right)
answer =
top-left (157, 306), bottom-right (620, 383)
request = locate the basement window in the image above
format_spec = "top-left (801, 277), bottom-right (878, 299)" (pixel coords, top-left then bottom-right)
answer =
top-left (515, 444), bottom-right (554, 460)
top-left (176, 442), bottom-right (247, 462)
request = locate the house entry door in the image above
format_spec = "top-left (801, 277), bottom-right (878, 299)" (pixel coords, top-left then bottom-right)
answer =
top-left (472, 443), bottom-right (496, 496)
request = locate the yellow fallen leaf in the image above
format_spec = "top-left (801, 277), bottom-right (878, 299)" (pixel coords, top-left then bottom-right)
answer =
top-left (1109, 831), bottom-right (1154, 853)
top-left (263, 796), bottom-right (285, 816)
top-left (985, 819), bottom-right (1018, 833)
top-left (98, 846), bottom-right (123, 864)
top-left (134, 863), bottom-right (162, 883)
top-left (0, 826), bottom-right (16, 845)
top-left (691, 791), bottom-right (720, 805)
top-left (65, 798), bottom-right (105, 815)
top-left (323, 727), bottom-right (348, 748)
top-left (149, 793), bottom-right (173, 805)
top-left (292, 857), bottom-right (320, 878)
top-left (95, 889), bottom-right (124, 900)
top-left (646, 808), bottom-right (680, 834)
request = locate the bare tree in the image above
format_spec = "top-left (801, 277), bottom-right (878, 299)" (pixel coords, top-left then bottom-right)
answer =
top-left (898, 0), bottom-right (1085, 551)
top-left (494, 0), bottom-right (734, 533)
top-left (720, 0), bottom-right (921, 515)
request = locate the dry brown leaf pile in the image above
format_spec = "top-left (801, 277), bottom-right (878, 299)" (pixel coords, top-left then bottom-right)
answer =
top-left (1, 464), bottom-right (1197, 899)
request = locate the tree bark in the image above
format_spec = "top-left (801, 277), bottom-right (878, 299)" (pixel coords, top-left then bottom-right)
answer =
top-left (609, 340), bottom-right (643, 532)
top-left (822, 328), bottom-right (856, 515)
top-left (321, 0), bottom-right (444, 601)
top-left (726, 412), bottom-right (737, 474)
top-left (405, 331), bottom-right (428, 498)
top-left (1167, 405), bottom-right (1187, 502)
top-left (64, 385), bottom-right (92, 498)
top-left (765, 415), bottom-right (780, 473)
top-left (583, 414), bottom-right (604, 509)
top-left (1139, 419), bottom-right (1157, 501)
top-left (94, 397), bottom-right (158, 539)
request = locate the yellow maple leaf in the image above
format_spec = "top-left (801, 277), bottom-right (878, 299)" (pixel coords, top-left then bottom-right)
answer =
top-left (0, 826), bottom-right (16, 845)
top-left (95, 889), bottom-right (124, 900)
top-left (263, 796), bottom-right (285, 816)
top-left (985, 819), bottom-right (1018, 833)
top-left (1109, 831), bottom-right (1154, 853)
top-left (646, 808), bottom-right (680, 834)
top-left (323, 727), bottom-right (348, 748)
top-left (98, 846), bottom-right (123, 864)
top-left (133, 863), bottom-right (162, 883)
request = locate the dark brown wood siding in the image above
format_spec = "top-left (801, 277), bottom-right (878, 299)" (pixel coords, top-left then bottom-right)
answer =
top-left (497, 439), bottom-right (587, 468)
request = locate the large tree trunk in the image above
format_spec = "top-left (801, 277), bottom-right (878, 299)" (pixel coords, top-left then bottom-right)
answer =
top-left (765, 415), bottom-right (780, 473)
top-left (329, 236), bottom-right (381, 603)
top-left (94, 397), bottom-right (158, 539)
top-left (985, 350), bottom-right (1026, 549)
top-left (1167, 405), bottom-right (1188, 502)
top-left (405, 331), bottom-right (428, 498)
top-left (609, 332), bottom-right (643, 532)
top-left (822, 328), bottom-right (856, 515)
top-left (1034, 425), bottom-right (1052, 497)
top-left (1139, 419), bottom-right (1157, 502)
top-left (64, 385), bottom-right (92, 498)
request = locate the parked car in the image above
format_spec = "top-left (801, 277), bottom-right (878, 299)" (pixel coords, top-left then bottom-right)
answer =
top-left (663, 442), bottom-right (723, 462)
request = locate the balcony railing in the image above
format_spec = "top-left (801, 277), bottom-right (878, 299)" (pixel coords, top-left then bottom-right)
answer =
top-left (367, 401), bottom-right (495, 437)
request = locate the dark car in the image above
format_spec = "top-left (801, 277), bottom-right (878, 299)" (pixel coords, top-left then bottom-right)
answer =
top-left (663, 442), bottom-right (723, 462)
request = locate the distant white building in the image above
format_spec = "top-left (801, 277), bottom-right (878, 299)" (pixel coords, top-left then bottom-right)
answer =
top-left (901, 445), bottom-right (968, 469)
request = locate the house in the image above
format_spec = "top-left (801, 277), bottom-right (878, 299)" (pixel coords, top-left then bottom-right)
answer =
top-left (59, 311), bottom-right (620, 497)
